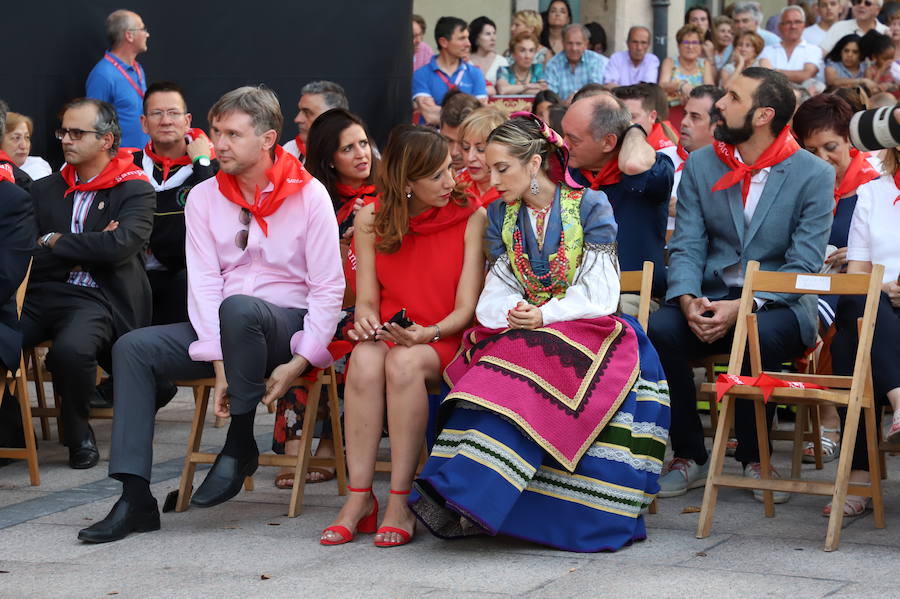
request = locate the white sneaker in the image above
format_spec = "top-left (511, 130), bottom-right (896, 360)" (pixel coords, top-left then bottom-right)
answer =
top-left (744, 462), bottom-right (791, 504)
top-left (658, 458), bottom-right (709, 497)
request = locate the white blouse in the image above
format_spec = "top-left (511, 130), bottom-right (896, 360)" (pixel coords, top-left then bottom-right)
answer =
top-left (476, 204), bottom-right (621, 329)
top-left (847, 175), bottom-right (900, 283)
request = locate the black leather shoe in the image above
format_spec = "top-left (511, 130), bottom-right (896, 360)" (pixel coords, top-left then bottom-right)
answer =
top-left (90, 379), bottom-right (115, 409)
top-left (78, 497), bottom-right (160, 543)
top-left (190, 451), bottom-right (259, 508)
top-left (69, 429), bottom-right (100, 469)
top-left (154, 381), bottom-right (179, 412)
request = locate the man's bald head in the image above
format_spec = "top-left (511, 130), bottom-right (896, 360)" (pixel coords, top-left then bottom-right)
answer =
top-left (562, 93), bottom-right (631, 169)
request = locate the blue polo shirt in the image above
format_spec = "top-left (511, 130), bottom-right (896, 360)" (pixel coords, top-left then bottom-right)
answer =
top-left (86, 52), bottom-right (148, 149)
top-left (568, 153), bottom-right (674, 295)
top-left (412, 56), bottom-right (488, 106)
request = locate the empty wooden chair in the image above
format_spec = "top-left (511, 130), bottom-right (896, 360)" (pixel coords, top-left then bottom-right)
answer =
top-left (696, 261), bottom-right (885, 551)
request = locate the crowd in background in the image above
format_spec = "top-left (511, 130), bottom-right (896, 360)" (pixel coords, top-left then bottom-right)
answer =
top-left (1, 2), bottom-right (900, 554)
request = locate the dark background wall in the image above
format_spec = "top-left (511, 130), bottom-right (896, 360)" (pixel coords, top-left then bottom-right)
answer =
top-left (0, 1), bottom-right (412, 165)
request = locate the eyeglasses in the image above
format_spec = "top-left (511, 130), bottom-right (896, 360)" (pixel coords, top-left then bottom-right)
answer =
top-left (851, 0), bottom-right (875, 6)
top-left (128, 26), bottom-right (149, 33)
top-left (146, 110), bottom-right (185, 120)
top-left (55, 128), bottom-right (103, 141)
top-left (235, 208), bottom-right (251, 250)
top-left (680, 40), bottom-right (701, 46)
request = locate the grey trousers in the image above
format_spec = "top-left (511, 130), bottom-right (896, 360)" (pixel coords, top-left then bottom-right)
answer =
top-left (109, 294), bottom-right (306, 481)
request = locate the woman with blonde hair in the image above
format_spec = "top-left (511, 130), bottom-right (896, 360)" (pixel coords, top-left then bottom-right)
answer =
top-left (719, 30), bottom-right (768, 87)
top-left (320, 126), bottom-right (486, 547)
top-left (410, 114), bottom-right (669, 552)
top-left (497, 32), bottom-right (548, 95)
top-left (509, 9), bottom-right (552, 66)
top-left (457, 105), bottom-right (508, 207)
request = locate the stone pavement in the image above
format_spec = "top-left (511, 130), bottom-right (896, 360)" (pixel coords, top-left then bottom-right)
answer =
top-left (1, 388), bottom-right (899, 599)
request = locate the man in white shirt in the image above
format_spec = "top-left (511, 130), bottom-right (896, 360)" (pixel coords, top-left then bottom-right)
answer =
top-left (283, 81), bottom-right (349, 163)
top-left (760, 6), bottom-right (824, 84)
top-left (820, 0), bottom-right (888, 54)
top-left (803, 0), bottom-right (843, 47)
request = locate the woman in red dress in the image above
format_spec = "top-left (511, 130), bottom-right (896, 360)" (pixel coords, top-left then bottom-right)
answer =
top-left (320, 125), bottom-right (486, 547)
top-left (456, 105), bottom-right (507, 207)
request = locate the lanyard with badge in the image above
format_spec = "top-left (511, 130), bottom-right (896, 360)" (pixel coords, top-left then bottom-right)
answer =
top-left (436, 64), bottom-right (466, 91)
top-left (104, 51), bottom-right (145, 99)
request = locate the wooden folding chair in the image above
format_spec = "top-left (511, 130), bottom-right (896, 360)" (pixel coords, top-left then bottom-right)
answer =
top-left (696, 261), bottom-right (885, 551)
top-left (175, 363), bottom-right (347, 518)
top-left (27, 342), bottom-right (110, 442)
top-left (620, 261), bottom-right (659, 515)
top-left (0, 261), bottom-right (39, 485)
top-left (619, 260), bottom-right (653, 330)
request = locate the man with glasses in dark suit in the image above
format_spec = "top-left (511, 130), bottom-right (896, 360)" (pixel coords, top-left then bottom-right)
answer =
top-left (23, 98), bottom-right (154, 469)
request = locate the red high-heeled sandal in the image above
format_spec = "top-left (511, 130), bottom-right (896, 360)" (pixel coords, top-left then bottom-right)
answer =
top-left (320, 486), bottom-right (378, 546)
top-left (374, 489), bottom-right (414, 548)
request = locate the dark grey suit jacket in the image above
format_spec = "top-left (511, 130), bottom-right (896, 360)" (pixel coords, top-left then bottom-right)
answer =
top-left (29, 173), bottom-right (155, 335)
top-left (667, 144), bottom-right (834, 348)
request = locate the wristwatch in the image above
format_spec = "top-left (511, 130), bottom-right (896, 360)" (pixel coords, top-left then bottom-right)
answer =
top-left (39, 232), bottom-right (57, 248)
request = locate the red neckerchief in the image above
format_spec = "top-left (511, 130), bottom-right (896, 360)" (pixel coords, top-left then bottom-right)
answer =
top-left (893, 169), bottom-right (900, 205)
top-left (835, 149), bottom-right (879, 211)
top-left (334, 182), bottom-right (377, 224)
top-left (294, 134), bottom-right (307, 158)
top-left (0, 150), bottom-right (14, 183)
top-left (647, 122), bottom-right (676, 150)
top-left (580, 155), bottom-right (622, 190)
top-left (711, 126), bottom-right (800, 205)
top-left (61, 148), bottom-right (149, 197)
top-left (104, 51), bottom-right (145, 98)
top-left (142, 129), bottom-right (212, 182)
top-left (214, 145), bottom-right (313, 236)
top-left (675, 142), bottom-right (689, 172)
top-left (457, 169), bottom-right (501, 207)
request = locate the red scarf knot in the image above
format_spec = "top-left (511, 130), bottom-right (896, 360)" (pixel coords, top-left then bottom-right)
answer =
top-left (834, 149), bottom-right (879, 212)
top-left (294, 135), bottom-right (307, 159)
top-left (711, 126), bottom-right (800, 206)
top-left (61, 148), bottom-right (150, 197)
top-left (334, 182), bottom-right (377, 224)
top-left (580, 154), bottom-right (622, 190)
top-left (647, 121), bottom-right (677, 150)
top-left (675, 142), bottom-right (689, 172)
top-left (143, 128), bottom-right (213, 182)
top-left (214, 145), bottom-right (313, 236)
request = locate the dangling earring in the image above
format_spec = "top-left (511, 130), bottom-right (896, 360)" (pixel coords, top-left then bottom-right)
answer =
top-left (406, 191), bottom-right (412, 199)
top-left (530, 174), bottom-right (539, 196)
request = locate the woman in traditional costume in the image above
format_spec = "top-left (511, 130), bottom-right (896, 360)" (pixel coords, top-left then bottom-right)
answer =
top-left (410, 114), bottom-right (670, 552)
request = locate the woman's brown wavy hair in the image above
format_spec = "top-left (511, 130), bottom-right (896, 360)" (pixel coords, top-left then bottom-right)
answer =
top-left (373, 125), bottom-right (464, 253)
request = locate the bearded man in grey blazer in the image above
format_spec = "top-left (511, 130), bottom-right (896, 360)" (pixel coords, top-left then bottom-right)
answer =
top-left (649, 67), bottom-right (833, 502)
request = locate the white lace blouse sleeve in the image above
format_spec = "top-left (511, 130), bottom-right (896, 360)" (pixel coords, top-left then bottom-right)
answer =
top-left (475, 255), bottom-right (525, 329)
top-left (539, 244), bottom-right (621, 326)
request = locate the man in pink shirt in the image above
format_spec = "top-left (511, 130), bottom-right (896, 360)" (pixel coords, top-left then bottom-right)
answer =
top-left (79, 86), bottom-right (345, 544)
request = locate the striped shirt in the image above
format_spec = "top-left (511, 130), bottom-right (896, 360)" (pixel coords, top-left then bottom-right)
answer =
top-left (67, 187), bottom-right (100, 288)
top-left (545, 50), bottom-right (608, 101)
